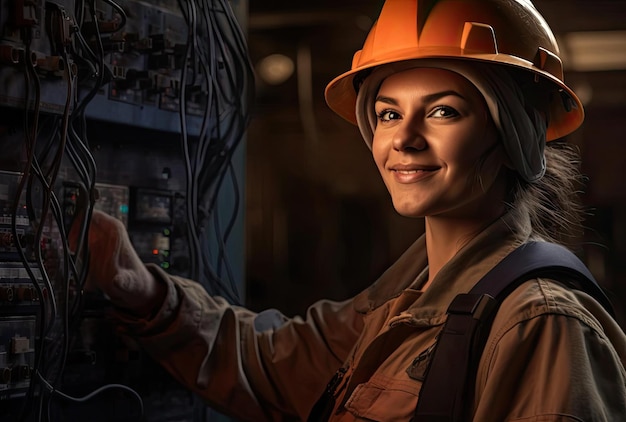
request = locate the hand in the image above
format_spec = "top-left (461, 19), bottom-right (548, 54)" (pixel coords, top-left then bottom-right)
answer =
top-left (69, 209), bottom-right (165, 316)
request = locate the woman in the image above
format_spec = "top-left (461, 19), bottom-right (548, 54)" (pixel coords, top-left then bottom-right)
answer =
top-left (77, 0), bottom-right (626, 420)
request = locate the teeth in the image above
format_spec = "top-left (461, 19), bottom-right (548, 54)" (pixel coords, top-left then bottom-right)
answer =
top-left (397, 170), bottom-right (419, 174)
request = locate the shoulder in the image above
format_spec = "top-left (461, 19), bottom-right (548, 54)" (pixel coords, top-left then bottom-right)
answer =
top-left (480, 277), bottom-right (626, 377)
top-left (490, 277), bottom-right (613, 338)
top-left (473, 278), bottom-right (626, 421)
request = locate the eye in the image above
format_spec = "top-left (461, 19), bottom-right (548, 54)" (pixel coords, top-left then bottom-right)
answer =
top-left (429, 106), bottom-right (459, 119)
top-left (376, 109), bottom-right (401, 122)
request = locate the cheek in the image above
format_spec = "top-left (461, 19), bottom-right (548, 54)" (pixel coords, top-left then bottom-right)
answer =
top-left (371, 136), bottom-right (387, 169)
top-left (438, 139), bottom-right (484, 171)
top-left (459, 141), bottom-right (505, 188)
top-left (444, 124), bottom-right (498, 168)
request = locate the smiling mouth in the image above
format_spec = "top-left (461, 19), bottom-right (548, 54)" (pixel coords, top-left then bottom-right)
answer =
top-left (393, 167), bottom-right (439, 174)
top-left (395, 169), bottom-right (427, 175)
top-left (391, 167), bottom-right (439, 183)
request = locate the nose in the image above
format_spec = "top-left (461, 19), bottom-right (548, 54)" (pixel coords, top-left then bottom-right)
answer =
top-left (392, 120), bottom-right (427, 152)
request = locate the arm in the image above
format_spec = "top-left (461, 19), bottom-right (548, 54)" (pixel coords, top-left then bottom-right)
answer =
top-left (117, 270), bottom-right (363, 421)
top-left (73, 211), bottom-right (363, 421)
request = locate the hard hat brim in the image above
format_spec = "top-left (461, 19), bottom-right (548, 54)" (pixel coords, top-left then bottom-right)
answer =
top-left (325, 54), bottom-right (584, 142)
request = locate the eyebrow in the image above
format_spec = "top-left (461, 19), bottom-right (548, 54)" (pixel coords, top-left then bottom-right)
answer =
top-left (375, 90), bottom-right (467, 105)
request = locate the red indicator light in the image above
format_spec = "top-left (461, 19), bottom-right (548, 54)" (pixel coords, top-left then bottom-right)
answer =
top-left (152, 249), bottom-right (159, 255)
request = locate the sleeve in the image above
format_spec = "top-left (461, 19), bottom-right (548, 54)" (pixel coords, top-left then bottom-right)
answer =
top-left (472, 290), bottom-right (626, 422)
top-left (112, 264), bottom-right (365, 422)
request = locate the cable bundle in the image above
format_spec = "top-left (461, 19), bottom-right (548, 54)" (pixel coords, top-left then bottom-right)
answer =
top-left (176, 0), bottom-right (254, 305)
top-left (6, 0), bottom-right (254, 419)
top-left (11, 1), bottom-right (144, 420)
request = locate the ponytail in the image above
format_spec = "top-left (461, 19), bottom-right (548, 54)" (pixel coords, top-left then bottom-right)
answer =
top-left (509, 141), bottom-right (587, 250)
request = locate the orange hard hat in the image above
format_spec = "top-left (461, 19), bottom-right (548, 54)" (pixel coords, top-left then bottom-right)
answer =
top-left (325, 0), bottom-right (584, 141)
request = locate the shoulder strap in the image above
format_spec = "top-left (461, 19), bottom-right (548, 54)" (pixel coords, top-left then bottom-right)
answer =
top-left (469, 242), bottom-right (614, 314)
top-left (413, 241), bottom-right (615, 422)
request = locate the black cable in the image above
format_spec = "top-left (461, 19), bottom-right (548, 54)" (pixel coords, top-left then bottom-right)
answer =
top-left (32, 43), bottom-right (74, 422)
top-left (14, 3), bottom-right (124, 421)
top-left (205, 0), bottom-right (253, 300)
top-left (215, 160), bottom-right (240, 286)
top-left (177, 0), bottom-right (203, 284)
top-left (12, 40), bottom-right (86, 422)
top-left (38, 372), bottom-right (145, 421)
top-left (172, 0), bottom-right (253, 304)
top-left (75, 0), bottom-right (86, 27)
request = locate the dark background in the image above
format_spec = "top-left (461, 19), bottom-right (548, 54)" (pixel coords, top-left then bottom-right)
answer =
top-left (0, 1), bottom-right (624, 421)
top-left (243, 0), bottom-right (626, 329)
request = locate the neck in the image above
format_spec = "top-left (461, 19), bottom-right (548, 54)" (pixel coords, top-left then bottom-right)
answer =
top-left (421, 217), bottom-right (486, 290)
top-left (422, 200), bottom-right (507, 290)
top-left (420, 165), bottom-right (511, 290)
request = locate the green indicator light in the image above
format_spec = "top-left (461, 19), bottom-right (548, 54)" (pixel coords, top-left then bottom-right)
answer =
top-left (163, 228), bottom-right (171, 236)
top-left (161, 262), bottom-right (170, 269)
top-left (120, 204), bottom-right (129, 214)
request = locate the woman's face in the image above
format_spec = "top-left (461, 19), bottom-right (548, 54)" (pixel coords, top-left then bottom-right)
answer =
top-left (372, 67), bottom-right (506, 220)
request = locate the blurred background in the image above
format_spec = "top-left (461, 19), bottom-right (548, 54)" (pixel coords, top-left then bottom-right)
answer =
top-left (244, 0), bottom-right (626, 324)
top-left (0, 0), bottom-right (624, 421)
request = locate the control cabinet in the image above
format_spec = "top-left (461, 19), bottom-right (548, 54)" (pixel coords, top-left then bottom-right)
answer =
top-left (0, 0), bottom-right (250, 420)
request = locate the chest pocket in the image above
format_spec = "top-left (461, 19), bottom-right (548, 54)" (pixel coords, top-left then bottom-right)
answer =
top-left (343, 374), bottom-right (420, 421)
top-left (341, 338), bottom-right (437, 421)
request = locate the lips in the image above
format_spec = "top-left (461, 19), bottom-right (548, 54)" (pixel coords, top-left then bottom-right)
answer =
top-left (390, 164), bottom-right (440, 183)
top-left (391, 164), bottom-right (440, 172)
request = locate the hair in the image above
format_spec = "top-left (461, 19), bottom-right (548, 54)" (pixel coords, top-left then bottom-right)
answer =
top-left (506, 140), bottom-right (587, 251)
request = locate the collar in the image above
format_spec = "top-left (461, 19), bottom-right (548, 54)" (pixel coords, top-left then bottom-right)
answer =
top-left (353, 211), bottom-right (532, 326)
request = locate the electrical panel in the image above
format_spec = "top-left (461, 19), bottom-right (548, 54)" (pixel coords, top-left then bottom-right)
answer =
top-left (0, 0), bottom-right (205, 134)
top-left (0, 0), bottom-right (251, 420)
top-left (0, 316), bottom-right (37, 399)
top-left (84, 0), bottom-right (207, 134)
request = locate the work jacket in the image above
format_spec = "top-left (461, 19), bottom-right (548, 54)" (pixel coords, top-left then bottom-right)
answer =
top-left (115, 211), bottom-right (626, 421)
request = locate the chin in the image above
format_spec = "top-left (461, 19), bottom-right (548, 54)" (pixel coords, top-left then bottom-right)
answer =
top-left (392, 202), bottom-right (426, 219)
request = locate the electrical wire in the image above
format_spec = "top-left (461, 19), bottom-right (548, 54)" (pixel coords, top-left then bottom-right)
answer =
top-left (5, 1), bottom-right (253, 419)
top-left (10, 2), bottom-right (133, 420)
top-left (215, 160), bottom-right (240, 282)
top-left (177, 0), bottom-right (204, 285)
top-left (37, 371), bottom-right (145, 421)
top-left (48, 0), bottom-right (125, 408)
top-left (174, 0), bottom-right (254, 304)
top-left (10, 24), bottom-right (99, 421)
